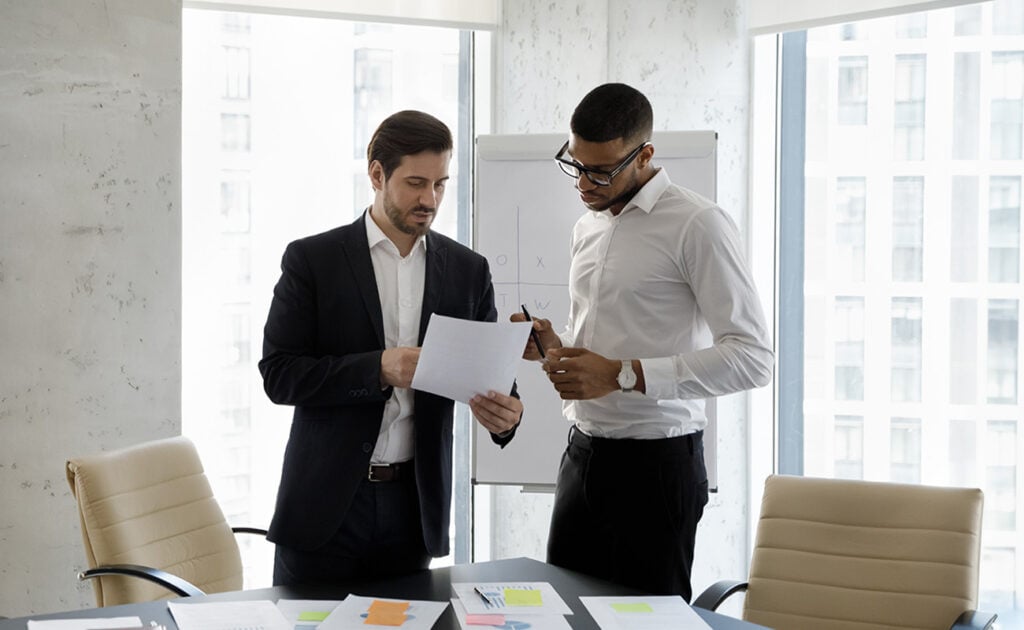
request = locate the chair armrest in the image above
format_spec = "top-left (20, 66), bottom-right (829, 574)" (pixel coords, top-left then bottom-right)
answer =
top-left (78, 563), bottom-right (206, 598)
top-left (692, 579), bottom-right (749, 611)
top-left (951, 610), bottom-right (997, 630)
top-left (231, 526), bottom-right (269, 536)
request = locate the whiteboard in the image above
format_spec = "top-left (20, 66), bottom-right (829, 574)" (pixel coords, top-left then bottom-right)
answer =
top-left (472, 131), bottom-right (718, 491)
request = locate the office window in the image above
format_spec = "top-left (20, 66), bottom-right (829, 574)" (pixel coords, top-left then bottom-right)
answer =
top-left (834, 415), bottom-right (864, 479)
top-left (891, 417), bottom-right (922, 483)
top-left (953, 53), bottom-right (980, 160)
top-left (955, 5), bottom-right (982, 35)
top-left (949, 419), bottom-right (977, 486)
top-left (951, 176), bottom-right (980, 282)
top-left (769, 1), bottom-right (1024, 620)
top-left (838, 56), bottom-right (868, 125)
top-left (990, 177), bottom-right (1022, 283)
top-left (988, 299), bottom-right (1019, 404)
top-left (986, 420), bottom-right (1017, 531)
top-left (892, 177), bottom-right (924, 281)
top-left (222, 46), bottom-right (250, 100)
top-left (835, 177), bottom-right (866, 282)
top-left (220, 113), bottom-right (251, 152)
top-left (840, 23), bottom-right (860, 41)
top-left (994, 0), bottom-right (1024, 35)
top-left (834, 297), bottom-right (865, 400)
top-left (183, 9), bottom-right (482, 586)
top-left (950, 298), bottom-right (979, 405)
top-left (894, 55), bottom-right (926, 161)
top-left (991, 52), bottom-right (1024, 160)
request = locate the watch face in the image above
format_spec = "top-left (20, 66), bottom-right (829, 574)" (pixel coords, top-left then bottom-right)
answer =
top-left (618, 361), bottom-right (636, 390)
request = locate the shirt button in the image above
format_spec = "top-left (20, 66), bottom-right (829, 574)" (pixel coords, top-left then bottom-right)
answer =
top-left (362, 443), bottom-right (373, 453)
top-left (401, 298), bottom-right (412, 308)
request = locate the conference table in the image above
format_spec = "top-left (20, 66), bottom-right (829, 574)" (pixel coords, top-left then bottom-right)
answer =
top-left (1, 557), bottom-right (767, 630)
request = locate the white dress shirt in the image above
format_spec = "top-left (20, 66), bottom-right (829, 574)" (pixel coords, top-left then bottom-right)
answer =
top-left (560, 168), bottom-right (773, 439)
top-left (366, 213), bottom-right (425, 463)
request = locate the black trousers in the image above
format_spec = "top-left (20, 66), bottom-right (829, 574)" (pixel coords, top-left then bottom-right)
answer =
top-left (546, 426), bottom-right (709, 601)
top-left (272, 471), bottom-right (431, 586)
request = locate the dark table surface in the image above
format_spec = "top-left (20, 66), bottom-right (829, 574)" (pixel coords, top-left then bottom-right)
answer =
top-left (1, 557), bottom-right (767, 630)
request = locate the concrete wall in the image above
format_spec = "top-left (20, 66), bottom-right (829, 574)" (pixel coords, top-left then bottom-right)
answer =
top-left (0, 0), bottom-right (182, 616)
top-left (489, 0), bottom-right (754, 595)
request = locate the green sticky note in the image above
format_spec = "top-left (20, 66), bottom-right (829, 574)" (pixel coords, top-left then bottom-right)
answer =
top-left (611, 603), bottom-right (654, 613)
top-left (297, 611), bottom-right (331, 622)
top-left (503, 588), bottom-right (543, 606)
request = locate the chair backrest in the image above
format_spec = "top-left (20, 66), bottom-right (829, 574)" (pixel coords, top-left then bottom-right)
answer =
top-left (743, 474), bottom-right (984, 630)
top-left (66, 436), bottom-right (243, 606)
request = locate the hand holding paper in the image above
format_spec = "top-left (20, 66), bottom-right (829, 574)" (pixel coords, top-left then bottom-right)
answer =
top-left (411, 314), bottom-right (532, 404)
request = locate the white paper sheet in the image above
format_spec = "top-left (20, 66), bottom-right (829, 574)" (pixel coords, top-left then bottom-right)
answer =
top-left (450, 598), bottom-right (572, 630)
top-left (27, 617), bottom-right (143, 630)
top-left (317, 595), bottom-right (447, 630)
top-left (450, 582), bottom-right (572, 616)
top-left (167, 600), bottom-right (292, 630)
top-left (579, 596), bottom-right (712, 630)
top-left (411, 314), bottom-right (532, 404)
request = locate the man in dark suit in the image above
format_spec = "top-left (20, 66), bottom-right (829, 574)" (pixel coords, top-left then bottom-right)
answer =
top-left (259, 110), bottom-right (523, 586)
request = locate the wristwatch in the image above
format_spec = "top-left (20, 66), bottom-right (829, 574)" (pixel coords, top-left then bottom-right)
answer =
top-left (617, 359), bottom-right (637, 393)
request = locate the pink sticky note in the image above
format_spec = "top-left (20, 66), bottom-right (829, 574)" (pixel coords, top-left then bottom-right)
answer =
top-left (465, 614), bottom-right (505, 626)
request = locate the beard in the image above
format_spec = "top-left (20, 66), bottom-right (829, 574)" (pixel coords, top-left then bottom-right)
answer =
top-left (580, 169), bottom-right (642, 212)
top-left (384, 194), bottom-right (434, 237)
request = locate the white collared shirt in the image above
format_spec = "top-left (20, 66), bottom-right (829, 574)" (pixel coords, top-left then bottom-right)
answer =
top-left (560, 168), bottom-right (773, 439)
top-left (366, 213), bottom-right (426, 463)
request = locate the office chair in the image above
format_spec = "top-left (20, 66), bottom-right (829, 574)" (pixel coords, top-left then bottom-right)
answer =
top-left (694, 474), bottom-right (996, 630)
top-left (66, 435), bottom-right (268, 606)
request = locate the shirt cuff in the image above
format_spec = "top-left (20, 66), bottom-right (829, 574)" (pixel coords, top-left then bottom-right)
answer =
top-left (639, 357), bottom-right (676, 399)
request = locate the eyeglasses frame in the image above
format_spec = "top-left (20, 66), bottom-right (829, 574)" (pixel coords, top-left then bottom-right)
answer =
top-left (554, 140), bottom-right (651, 187)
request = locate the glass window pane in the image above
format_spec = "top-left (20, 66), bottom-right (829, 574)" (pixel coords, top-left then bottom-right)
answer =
top-left (951, 176), bottom-right (980, 282)
top-left (894, 55), bottom-right (926, 160)
top-left (838, 56), bottom-right (868, 125)
top-left (891, 417), bottom-right (922, 483)
top-left (953, 53), bottom-right (980, 159)
top-left (893, 177), bottom-right (924, 281)
top-left (891, 297), bottom-right (923, 402)
top-left (949, 419), bottom-right (977, 486)
top-left (835, 297), bottom-right (865, 400)
top-left (835, 415), bottom-right (864, 479)
top-left (989, 176), bottom-right (1021, 283)
top-left (950, 298), bottom-right (978, 404)
top-left (835, 177), bottom-right (866, 282)
top-left (987, 299), bottom-right (1020, 404)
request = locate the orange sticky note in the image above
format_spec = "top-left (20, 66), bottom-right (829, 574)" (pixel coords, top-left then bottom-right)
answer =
top-left (364, 600), bottom-right (410, 626)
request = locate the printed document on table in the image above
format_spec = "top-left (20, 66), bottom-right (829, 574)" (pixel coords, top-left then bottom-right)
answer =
top-left (27, 617), bottom-right (143, 630)
top-left (450, 598), bottom-right (572, 630)
top-left (450, 582), bottom-right (572, 616)
top-left (579, 595), bottom-right (712, 630)
top-left (318, 595), bottom-right (447, 630)
top-left (411, 314), bottom-right (532, 404)
top-left (168, 600), bottom-right (291, 630)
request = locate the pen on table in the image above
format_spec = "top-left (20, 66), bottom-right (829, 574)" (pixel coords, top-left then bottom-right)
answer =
top-left (520, 304), bottom-right (546, 359)
top-left (473, 586), bottom-right (497, 608)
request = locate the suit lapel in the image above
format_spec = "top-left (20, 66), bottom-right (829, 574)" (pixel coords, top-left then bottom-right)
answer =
top-left (340, 213), bottom-right (386, 348)
top-left (419, 232), bottom-right (446, 344)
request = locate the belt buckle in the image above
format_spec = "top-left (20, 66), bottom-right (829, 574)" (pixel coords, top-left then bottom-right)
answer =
top-left (368, 464), bottom-right (381, 482)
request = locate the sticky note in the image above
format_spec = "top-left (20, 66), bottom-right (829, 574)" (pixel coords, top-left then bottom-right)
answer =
top-left (364, 600), bottom-right (410, 626)
top-left (503, 588), bottom-right (543, 607)
top-left (465, 614), bottom-right (505, 625)
top-left (611, 602), bottom-right (654, 613)
top-left (298, 611), bottom-right (331, 622)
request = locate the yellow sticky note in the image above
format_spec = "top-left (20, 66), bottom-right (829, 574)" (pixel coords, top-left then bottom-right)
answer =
top-left (298, 611), bottom-right (331, 622)
top-left (611, 602), bottom-right (654, 613)
top-left (503, 588), bottom-right (543, 607)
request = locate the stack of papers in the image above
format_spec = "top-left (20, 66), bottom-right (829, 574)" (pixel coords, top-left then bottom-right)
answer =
top-left (450, 582), bottom-right (572, 629)
top-left (168, 600), bottom-right (292, 630)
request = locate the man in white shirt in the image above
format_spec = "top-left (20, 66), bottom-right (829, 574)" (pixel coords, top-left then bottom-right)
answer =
top-left (517, 83), bottom-right (773, 600)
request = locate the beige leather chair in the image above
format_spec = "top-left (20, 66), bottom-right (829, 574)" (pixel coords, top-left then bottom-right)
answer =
top-left (695, 475), bottom-right (996, 630)
top-left (66, 436), bottom-right (267, 606)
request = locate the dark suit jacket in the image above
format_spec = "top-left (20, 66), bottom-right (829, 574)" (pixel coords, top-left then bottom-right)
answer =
top-left (259, 213), bottom-right (516, 556)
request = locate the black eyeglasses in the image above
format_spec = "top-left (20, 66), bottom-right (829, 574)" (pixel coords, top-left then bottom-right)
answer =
top-left (554, 140), bottom-right (650, 187)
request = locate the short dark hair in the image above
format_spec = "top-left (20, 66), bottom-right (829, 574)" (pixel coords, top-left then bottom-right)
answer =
top-left (367, 110), bottom-right (453, 178)
top-left (570, 83), bottom-right (653, 145)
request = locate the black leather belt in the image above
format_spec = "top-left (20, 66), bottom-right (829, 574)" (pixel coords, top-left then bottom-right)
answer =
top-left (367, 460), bottom-right (413, 482)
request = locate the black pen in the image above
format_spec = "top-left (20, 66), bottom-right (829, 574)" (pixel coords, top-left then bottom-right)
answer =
top-left (474, 586), bottom-right (497, 608)
top-left (520, 304), bottom-right (546, 359)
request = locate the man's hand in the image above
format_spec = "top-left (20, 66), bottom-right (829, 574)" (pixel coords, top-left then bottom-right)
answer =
top-left (510, 312), bottom-right (561, 360)
top-left (470, 390), bottom-right (523, 435)
top-left (380, 347), bottom-right (420, 388)
top-left (543, 347), bottom-right (621, 400)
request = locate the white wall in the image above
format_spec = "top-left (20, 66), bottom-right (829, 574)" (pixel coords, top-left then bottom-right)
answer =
top-left (488, 0), bottom-right (755, 596)
top-left (0, 0), bottom-right (182, 616)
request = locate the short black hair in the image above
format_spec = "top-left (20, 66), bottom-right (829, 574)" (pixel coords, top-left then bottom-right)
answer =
top-left (367, 110), bottom-right (453, 178)
top-left (570, 83), bottom-right (653, 145)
